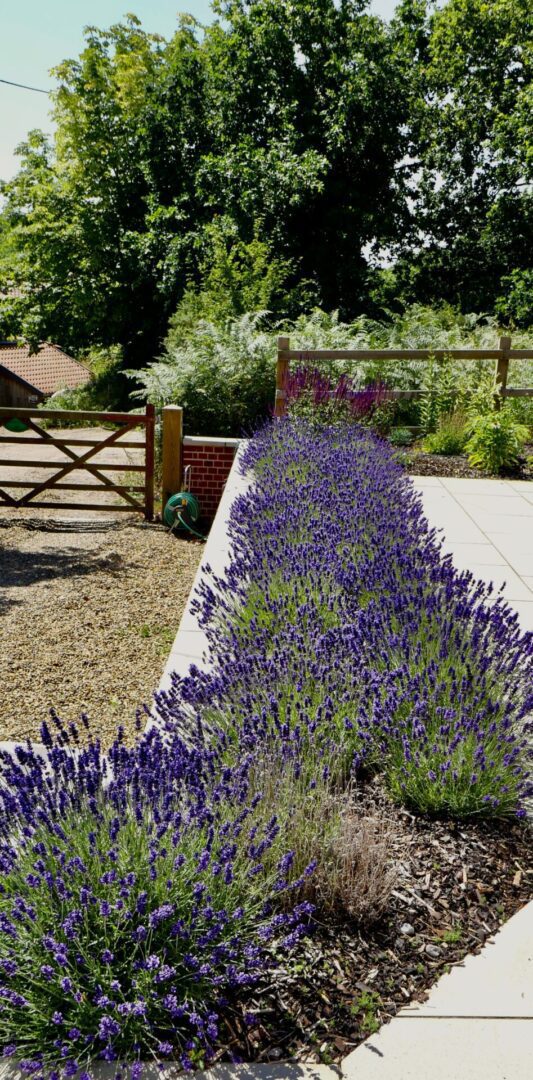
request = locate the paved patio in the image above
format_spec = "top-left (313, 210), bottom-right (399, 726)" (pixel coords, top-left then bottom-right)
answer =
top-left (411, 475), bottom-right (533, 631)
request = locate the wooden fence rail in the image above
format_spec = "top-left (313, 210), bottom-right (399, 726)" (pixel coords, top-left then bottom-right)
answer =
top-left (274, 335), bottom-right (533, 417)
top-left (0, 405), bottom-right (155, 518)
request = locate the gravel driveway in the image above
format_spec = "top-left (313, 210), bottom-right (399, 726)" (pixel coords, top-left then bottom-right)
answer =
top-left (0, 428), bottom-right (202, 745)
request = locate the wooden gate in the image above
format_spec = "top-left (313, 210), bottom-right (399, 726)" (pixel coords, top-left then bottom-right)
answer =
top-left (0, 405), bottom-right (155, 519)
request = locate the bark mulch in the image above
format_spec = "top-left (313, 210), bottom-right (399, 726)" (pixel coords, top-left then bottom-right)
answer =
top-left (398, 443), bottom-right (533, 480)
top-left (0, 515), bottom-right (202, 746)
top-left (215, 782), bottom-right (532, 1068)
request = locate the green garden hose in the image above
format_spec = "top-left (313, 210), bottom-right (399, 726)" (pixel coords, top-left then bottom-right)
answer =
top-left (163, 492), bottom-right (205, 540)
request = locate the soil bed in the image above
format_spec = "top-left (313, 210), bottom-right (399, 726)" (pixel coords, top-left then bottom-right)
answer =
top-left (215, 782), bottom-right (532, 1069)
top-left (398, 443), bottom-right (533, 480)
top-left (0, 515), bottom-right (202, 745)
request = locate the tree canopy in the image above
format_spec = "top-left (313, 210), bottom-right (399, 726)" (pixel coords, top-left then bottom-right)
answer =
top-left (0, 0), bottom-right (531, 370)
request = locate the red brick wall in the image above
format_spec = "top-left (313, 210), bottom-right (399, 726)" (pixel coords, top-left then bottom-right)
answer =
top-left (182, 439), bottom-right (238, 520)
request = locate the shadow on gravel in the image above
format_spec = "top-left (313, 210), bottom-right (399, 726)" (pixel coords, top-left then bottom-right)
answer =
top-left (0, 548), bottom-right (128, 603)
top-left (0, 516), bottom-right (148, 533)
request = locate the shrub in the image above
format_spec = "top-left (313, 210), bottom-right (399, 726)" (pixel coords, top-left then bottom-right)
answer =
top-left (465, 409), bottom-right (529, 474)
top-left (310, 799), bottom-right (400, 923)
top-left (127, 313), bottom-right (275, 436)
top-left (389, 427), bottom-right (414, 447)
top-left (167, 420), bottom-right (532, 821)
top-left (285, 366), bottom-right (392, 428)
top-left (0, 724), bottom-right (312, 1073)
top-left (43, 346), bottom-right (127, 422)
top-left (423, 413), bottom-right (468, 455)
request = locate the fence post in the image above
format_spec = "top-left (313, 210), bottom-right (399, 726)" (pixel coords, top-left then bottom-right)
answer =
top-left (494, 335), bottom-right (511, 410)
top-left (275, 336), bottom-right (290, 417)
top-left (144, 403), bottom-right (156, 521)
top-left (162, 404), bottom-right (183, 510)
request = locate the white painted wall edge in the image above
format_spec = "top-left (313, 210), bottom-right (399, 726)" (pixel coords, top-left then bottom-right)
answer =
top-left (155, 441), bottom-right (250, 699)
top-left (183, 435), bottom-right (241, 448)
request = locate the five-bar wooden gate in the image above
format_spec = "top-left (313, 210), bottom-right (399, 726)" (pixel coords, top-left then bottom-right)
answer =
top-left (0, 405), bottom-right (155, 519)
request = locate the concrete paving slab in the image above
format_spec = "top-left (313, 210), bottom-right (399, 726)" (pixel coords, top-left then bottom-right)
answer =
top-left (485, 536), bottom-right (533, 577)
top-left (166, 627), bottom-right (209, 658)
top-left (503, 600), bottom-right (533, 631)
top-left (435, 519), bottom-right (488, 544)
top-left (410, 475), bottom-right (444, 487)
top-left (453, 495), bottom-right (533, 517)
top-left (441, 477), bottom-right (518, 495)
top-left (441, 541), bottom-right (507, 567)
top-left (459, 563), bottom-right (533, 600)
top-left (342, 1017), bottom-right (533, 1080)
top-left (400, 902), bottom-right (533, 1018)
top-left (506, 480), bottom-right (533, 502)
top-left (470, 513), bottom-right (533, 537)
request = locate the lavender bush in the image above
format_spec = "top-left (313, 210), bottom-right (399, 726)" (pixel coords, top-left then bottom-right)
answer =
top-left (166, 419), bottom-right (532, 821)
top-left (0, 723), bottom-right (312, 1074)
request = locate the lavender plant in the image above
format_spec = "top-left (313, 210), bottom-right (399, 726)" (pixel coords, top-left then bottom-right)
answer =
top-left (0, 723), bottom-right (312, 1073)
top-left (168, 419), bottom-right (532, 821)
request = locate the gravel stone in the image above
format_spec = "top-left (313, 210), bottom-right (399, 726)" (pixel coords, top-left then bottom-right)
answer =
top-left (425, 944), bottom-right (442, 958)
top-left (400, 922), bottom-right (416, 936)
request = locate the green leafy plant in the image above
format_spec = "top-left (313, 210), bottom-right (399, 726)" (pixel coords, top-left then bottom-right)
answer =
top-left (351, 991), bottom-right (382, 1035)
top-left (465, 409), bottom-right (529, 474)
top-left (419, 357), bottom-right (463, 435)
top-left (128, 313), bottom-right (275, 436)
top-left (43, 346), bottom-right (126, 423)
top-left (423, 413), bottom-right (468, 455)
top-left (389, 426), bottom-right (414, 447)
top-left (441, 925), bottom-right (463, 945)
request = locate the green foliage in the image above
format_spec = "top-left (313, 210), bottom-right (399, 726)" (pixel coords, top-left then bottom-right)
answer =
top-left (423, 413), bottom-right (468, 456)
top-left (465, 408), bottom-right (529, 474)
top-left (352, 991), bottom-right (382, 1035)
top-left (128, 312), bottom-right (274, 436)
top-left (496, 270), bottom-right (533, 329)
top-left (43, 346), bottom-right (127, 419)
top-left (403, 0), bottom-right (533, 314)
top-left (131, 303), bottom-right (533, 437)
top-left (389, 426), bottom-right (414, 446)
top-left (0, 0), bottom-right (532, 385)
top-left (165, 218), bottom-right (310, 345)
top-left (419, 357), bottom-right (466, 435)
top-left (0, 0), bottom-right (418, 364)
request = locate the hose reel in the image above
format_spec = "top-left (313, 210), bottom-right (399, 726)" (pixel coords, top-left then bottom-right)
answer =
top-left (163, 466), bottom-right (205, 540)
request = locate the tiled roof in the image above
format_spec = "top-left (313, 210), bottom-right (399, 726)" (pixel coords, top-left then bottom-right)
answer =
top-left (0, 342), bottom-right (90, 395)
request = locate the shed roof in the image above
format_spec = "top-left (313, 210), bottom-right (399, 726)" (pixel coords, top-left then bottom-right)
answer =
top-left (0, 342), bottom-right (90, 396)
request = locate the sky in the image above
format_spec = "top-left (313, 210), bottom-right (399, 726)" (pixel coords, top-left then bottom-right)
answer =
top-left (0, 0), bottom-right (401, 183)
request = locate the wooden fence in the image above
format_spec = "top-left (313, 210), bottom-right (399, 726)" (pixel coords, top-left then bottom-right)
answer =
top-left (274, 334), bottom-right (533, 418)
top-left (0, 405), bottom-right (155, 518)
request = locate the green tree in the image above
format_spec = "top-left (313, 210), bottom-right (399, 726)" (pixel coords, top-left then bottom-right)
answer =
top-left (0, 15), bottom-right (208, 364)
top-left (402, 0), bottom-right (533, 314)
top-left (201, 0), bottom-right (416, 314)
